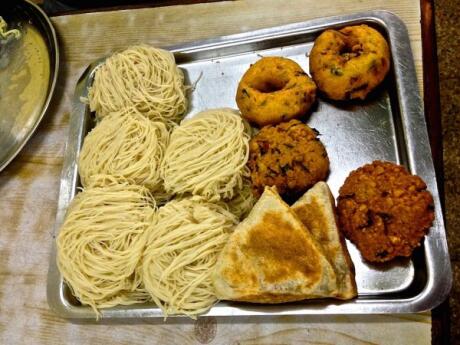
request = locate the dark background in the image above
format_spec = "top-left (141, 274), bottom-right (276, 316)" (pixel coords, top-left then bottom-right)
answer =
top-left (435, 0), bottom-right (460, 341)
top-left (41, 0), bottom-right (221, 14)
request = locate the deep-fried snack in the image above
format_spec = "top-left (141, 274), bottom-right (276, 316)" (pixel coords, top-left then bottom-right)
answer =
top-left (309, 24), bottom-right (390, 100)
top-left (248, 119), bottom-right (329, 197)
top-left (236, 57), bottom-right (317, 126)
top-left (337, 161), bottom-right (434, 263)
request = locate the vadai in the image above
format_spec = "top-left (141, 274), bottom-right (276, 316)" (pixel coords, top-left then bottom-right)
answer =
top-left (337, 161), bottom-right (434, 263)
top-left (236, 57), bottom-right (317, 127)
top-left (309, 24), bottom-right (390, 100)
top-left (248, 119), bottom-right (329, 197)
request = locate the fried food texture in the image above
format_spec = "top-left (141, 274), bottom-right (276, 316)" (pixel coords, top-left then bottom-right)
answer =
top-left (236, 57), bottom-right (317, 126)
top-left (309, 24), bottom-right (390, 100)
top-left (337, 161), bottom-right (434, 263)
top-left (248, 120), bottom-right (329, 197)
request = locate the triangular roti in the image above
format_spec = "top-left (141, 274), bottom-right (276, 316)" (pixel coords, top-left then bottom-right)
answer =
top-left (213, 186), bottom-right (338, 303)
top-left (292, 182), bottom-right (357, 299)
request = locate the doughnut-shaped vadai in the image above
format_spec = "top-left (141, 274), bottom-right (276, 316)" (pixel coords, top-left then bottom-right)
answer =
top-left (236, 57), bottom-right (317, 127)
top-left (309, 24), bottom-right (390, 101)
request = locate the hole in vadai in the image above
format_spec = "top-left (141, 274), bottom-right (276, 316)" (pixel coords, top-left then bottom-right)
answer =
top-left (252, 78), bottom-right (288, 93)
top-left (236, 57), bottom-right (317, 127)
top-left (309, 24), bottom-right (390, 101)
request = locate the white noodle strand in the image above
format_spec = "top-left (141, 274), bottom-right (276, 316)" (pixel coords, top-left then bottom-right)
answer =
top-left (142, 197), bottom-right (237, 318)
top-left (88, 45), bottom-right (187, 126)
top-left (78, 108), bottom-right (169, 195)
top-left (161, 109), bottom-right (250, 201)
top-left (56, 176), bottom-right (156, 317)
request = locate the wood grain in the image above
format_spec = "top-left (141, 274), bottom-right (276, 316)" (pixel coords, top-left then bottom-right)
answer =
top-left (0, 1), bottom-right (431, 344)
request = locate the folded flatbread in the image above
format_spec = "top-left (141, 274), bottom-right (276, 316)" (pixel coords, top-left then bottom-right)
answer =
top-left (213, 186), bottom-right (338, 303)
top-left (292, 182), bottom-right (357, 299)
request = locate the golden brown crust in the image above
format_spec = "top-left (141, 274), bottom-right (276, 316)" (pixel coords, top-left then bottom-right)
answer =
top-left (292, 182), bottom-right (357, 300)
top-left (248, 120), bottom-right (329, 197)
top-left (245, 212), bottom-right (322, 285)
top-left (236, 57), bottom-right (317, 126)
top-left (337, 161), bottom-right (435, 262)
top-left (229, 293), bottom-right (315, 304)
top-left (309, 24), bottom-right (390, 100)
top-left (220, 211), bottom-right (324, 303)
top-left (213, 186), bottom-right (338, 303)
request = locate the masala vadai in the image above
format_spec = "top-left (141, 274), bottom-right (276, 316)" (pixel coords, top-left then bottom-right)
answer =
top-left (309, 24), bottom-right (390, 101)
top-left (248, 119), bottom-right (329, 197)
top-left (337, 161), bottom-right (434, 263)
top-left (236, 57), bottom-right (317, 127)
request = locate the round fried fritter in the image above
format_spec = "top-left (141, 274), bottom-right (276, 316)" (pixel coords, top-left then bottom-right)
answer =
top-left (248, 119), bottom-right (329, 197)
top-left (337, 161), bottom-right (434, 263)
top-left (309, 24), bottom-right (390, 100)
top-left (236, 57), bottom-right (317, 127)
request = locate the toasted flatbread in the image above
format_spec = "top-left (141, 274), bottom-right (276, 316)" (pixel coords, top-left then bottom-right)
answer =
top-left (292, 182), bottom-right (357, 299)
top-left (213, 186), bottom-right (338, 303)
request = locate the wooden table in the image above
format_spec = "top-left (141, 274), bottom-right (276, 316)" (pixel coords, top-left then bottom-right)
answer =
top-left (0, 1), bottom-right (441, 344)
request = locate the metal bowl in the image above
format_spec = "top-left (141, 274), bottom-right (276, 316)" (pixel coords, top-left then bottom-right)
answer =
top-left (0, 0), bottom-right (59, 172)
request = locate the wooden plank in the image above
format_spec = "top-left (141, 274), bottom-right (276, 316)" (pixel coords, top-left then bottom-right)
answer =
top-left (420, 0), bottom-right (450, 344)
top-left (0, 1), bottom-right (430, 344)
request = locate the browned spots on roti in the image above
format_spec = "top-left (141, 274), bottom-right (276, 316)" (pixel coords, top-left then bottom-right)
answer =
top-left (236, 292), bottom-right (308, 304)
top-left (245, 212), bottom-right (321, 285)
top-left (223, 237), bottom-right (258, 287)
top-left (295, 198), bottom-right (330, 243)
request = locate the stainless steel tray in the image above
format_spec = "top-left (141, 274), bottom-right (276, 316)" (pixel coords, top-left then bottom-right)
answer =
top-left (0, 0), bottom-right (59, 172)
top-left (47, 10), bottom-right (452, 320)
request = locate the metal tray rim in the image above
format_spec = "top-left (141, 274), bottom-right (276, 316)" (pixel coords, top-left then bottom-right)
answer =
top-left (47, 10), bottom-right (451, 320)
